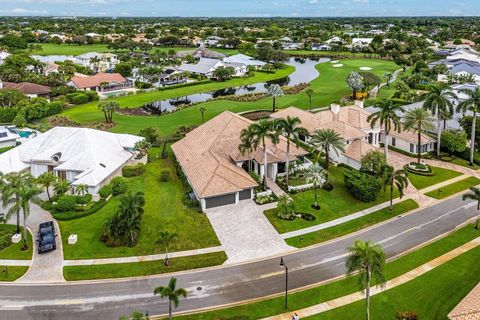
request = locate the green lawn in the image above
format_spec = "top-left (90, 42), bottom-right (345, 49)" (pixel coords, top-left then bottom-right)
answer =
top-left (265, 165), bottom-right (400, 234)
top-left (425, 177), bottom-right (480, 200)
top-left (286, 199), bottom-right (419, 248)
top-left (407, 166), bottom-right (463, 190)
top-left (0, 266), bottom-right (29, 282)
top-left (31, 43), bottom-right (238, 56)
top-left (0, 225), bottom-right (33, 260)
top-left (59, 154), bottom-right (220, 260)
top-left (63, 251), bottom-right (227, 281)
top-left (176, 224), bottom-right (480, 320)
top-left (0, 146), bottom-right (14, 154)
top-left (61, 59), bottom-right (397, 136)
top-left (307, 246), bottom-right (480, 320)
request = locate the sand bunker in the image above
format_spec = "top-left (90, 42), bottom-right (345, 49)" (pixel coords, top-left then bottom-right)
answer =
top-left (331, 60), bottom-right (339, 63)
top-left (360, 67), bottom-right (372, 71)
top-left (333, 64), bottom-right (343, 67)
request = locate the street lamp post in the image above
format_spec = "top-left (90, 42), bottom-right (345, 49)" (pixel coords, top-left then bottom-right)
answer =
top-left (280, 257), bottom-right (288, 310)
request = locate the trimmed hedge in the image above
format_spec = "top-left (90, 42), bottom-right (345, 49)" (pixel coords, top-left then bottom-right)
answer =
top-left (110, 176), bottom-right (129, 195)
top-left (0, 108), bottom-right (17, 123)
top-left (404, 164), bottom-right (435, 176)
top-left (55, 195), bottom-right (77, 212)
top-left (99, 184), bottom-right (113, 199)
top-left (53, 200), bottom-right (107, 221)
top-left (122, 163), bottom-right (145, 177)
top-left (344, 169), bottom-right (382, 202)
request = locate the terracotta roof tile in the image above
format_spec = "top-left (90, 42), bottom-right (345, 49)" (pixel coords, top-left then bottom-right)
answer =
top-left (70, 73), bottom-right (127, 89)
top-left (448, 282), bottom-right (480, 320)
top-left (2, 82), bottom-right (51, 95)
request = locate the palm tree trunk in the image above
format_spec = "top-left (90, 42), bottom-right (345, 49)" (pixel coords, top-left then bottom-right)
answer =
top-left (470, 112), bottom-right (476, 166)
top-left (437, 114), bottom-right (442, 159)
top-left (314, 188), bottom-right (318, 207)
top-left (168, 299), bottom-right (172, 320)
top-left (286, 137), bottom-right (291, 187)
top-left (22, 207), bottom-right (28, 249)
top-left (325, 146), bottom-right (329, 170)
top-left (46, 187), bottom-right (51, 202)
top-left (417, 130), bottom-right (422, 164)
top-left (390, 184), bottom-right (394, 210)
top-left (309, 96), bottom-right (312, 111)
top-left (272, 97), bottom-right (276, 112)
top-left (366, 268), bottom-right (371, 320)
top-left (384, 133), bottom-right (389, 160)
top-left (263, 140), bottom-right (268, 190)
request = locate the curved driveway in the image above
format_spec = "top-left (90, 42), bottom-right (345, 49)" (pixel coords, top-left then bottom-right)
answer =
top-left (0, 194), bottom-right (478, 320)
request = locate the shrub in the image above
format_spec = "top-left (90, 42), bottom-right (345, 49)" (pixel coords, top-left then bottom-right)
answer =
top-left (110, 176), bottom-right (129, 195)
top-left (441, 129), bottom-right (467, 155)
top-left (344, 169), bottom-right (382, 202)
top-left (276, 195), bottom-right (296, 220)
top-left (74, 194), bottom-right (93, 205)
top-left (396, 311), bottom-right (418, 320)
top-left (160, 170), bottom-right (171, 182)
top-left (99, 184), bottom-right (113, 199)
top-left (360, 151), bottom-right (387, 177)
top-left (53, 199), bottom-right (107, 221)
top-left (0, 108), bottom-right (17, 123)
top-left (55, 195), bottom-right (77, 212)
top-left (300, 212), bottom-right (317, 221)
top-left (122, 163), bottom-right (145, 177)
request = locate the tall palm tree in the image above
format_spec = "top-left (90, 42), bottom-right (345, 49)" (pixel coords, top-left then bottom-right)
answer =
top-left (53, 179), bottom-right (70, 196)
top-left (305, 163), bottom-right (326, 209)
top-left (198, 106), bottom-right (206, 123)
top-left (403, 107), bottom-right (435, 163)
top-left (154, 277), bottom-right (188, 320)
top-left (310, 129), bottom-right (346, 172)
top-left (305, 88), bottom-right (315, 111)
top-left (241, 119), bottom-right (280, 189)
top-left (74, 184), bottom-right (89, 196)
top-left (422, 84), bottom-right (458, 158)
top-left (116, 191), bottom-right (145, 246)
top-left (98, 100), bottom-right (120, 124)
top-left (0, 172), bottom-right (26, 234)
top-left (267, 84), bottom-right (284, 112)
top-left (384, 72), bottom-right (393, 88)
top-left (367, 99), bottom-right (403, 160)
top-left (238, 128), bottom-right (255, 173)
top-left (16, 176), bottom-right (43, 249)
top-left (382, 165), bottom-right (408, 210)
top-left (36, 172), bottom-right (57, 201)
top-left (275, 116), bottom-right (308, 187)
top-left (346, 240), bottom-right (386, 320)
top-left (156, 231), bottom-right (177, 266)
top-left (457, 87), bottom-right (480, 166)
top-left (462, 187), bottom-right (480, 229)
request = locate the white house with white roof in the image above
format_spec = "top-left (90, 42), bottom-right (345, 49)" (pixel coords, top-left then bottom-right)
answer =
top-left (0, 127), bottom-right (144, 194)
top-left (223, 54), bottom-right (266, 68)
top-left (0, 127), bottom-right (19, 148)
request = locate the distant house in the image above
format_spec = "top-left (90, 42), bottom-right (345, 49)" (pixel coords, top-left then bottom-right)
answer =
top-left (0, 127), bottom-right (144, 194)
top-left (176, 46), bottom-right (226, 60)
top-left (282, 43), bottom-right (303, 50)
top-left (349, 38), bottom-right (374, 50)
top-left (75, 52), bottom-right (119, 73)
top-left (0, 127), bottom-right (20, 148)
top-left (312, 43), bottom-right (332, 51)
top-left (223, 53), bottom-right (266, 68)
top-left (204, 36), bottom-right (224, 47)
top-left (178, 58), bottom-right (247, 78)
top-left (0, 79), bottom-right (51, 99)
top-left (68, 73), bottom-right (132, 93)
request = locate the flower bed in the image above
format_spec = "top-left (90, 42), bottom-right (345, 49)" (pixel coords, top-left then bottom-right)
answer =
top-left (254, 192), bottom-right (278, 205)
top-left (404, 162), bottom-right (435, 176)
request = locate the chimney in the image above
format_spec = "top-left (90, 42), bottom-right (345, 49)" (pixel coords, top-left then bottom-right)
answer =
top-left (330, 103), bottom-right (340, 120)
top-left (354, 100), bottom-right (364, 108)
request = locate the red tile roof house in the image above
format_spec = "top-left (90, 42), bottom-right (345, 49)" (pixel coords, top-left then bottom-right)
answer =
top-left (67, 73), bottom-right (134, 96)
top-left (0, 79), bottom-right (51, 99)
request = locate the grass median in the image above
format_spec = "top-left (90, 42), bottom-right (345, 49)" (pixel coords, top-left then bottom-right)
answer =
top-left (0, 266), bottom-right (29, 282)
top-left (407, 166), bottom-right (462, 190)
top-left (63, 252), bottom-right (227, 281)
top-left (425, 176), bottom-right (480, 199)
top-left (0, 225), bottom-right (33, 260)
top-left (286, 199), bottom-right (419, 248)
top-left (176, 223), bottom-right (480, 320)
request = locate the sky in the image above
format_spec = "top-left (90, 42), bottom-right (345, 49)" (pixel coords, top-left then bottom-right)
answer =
top-left (0, 0), bottom-right (479, 17)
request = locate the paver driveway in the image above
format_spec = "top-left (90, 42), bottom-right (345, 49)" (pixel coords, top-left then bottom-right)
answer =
top-left (205, 200), bottom-right (294, 264)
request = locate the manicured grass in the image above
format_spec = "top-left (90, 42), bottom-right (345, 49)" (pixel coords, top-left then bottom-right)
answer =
top-left (59, 154), bottom-right (220, 260)
top-left (286, 199), bottom-right (419, 248)
top-left (176, 224), bottom-right (480, 320)
top-left (425, 176), bottom-right (480, 200)
top-left (0, 266), bottom-right (29, 282)
top-left (307, 246), bottom-right (480, 320)
top-left (407, 166), bottom-right (462, 190)
top-left (63, 251), bottom-right (227, 281)
top-left (0, 225), bottom-right (33, 260)
top-left (265, 165), bottom-right (400, 234)
top-left (0, 146), bottom-right (14, 154)
top-left (62, 59), bottom-right (396, 136)
top-left (448, 156), bottom-right (480, 170)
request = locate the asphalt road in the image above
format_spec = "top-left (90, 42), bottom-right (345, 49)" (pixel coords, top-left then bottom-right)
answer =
top-left (0, 195), bottom-right (478, 320)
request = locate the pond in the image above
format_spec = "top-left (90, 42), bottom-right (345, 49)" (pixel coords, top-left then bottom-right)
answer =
top-left (142, 57), bottom-right (329, 115)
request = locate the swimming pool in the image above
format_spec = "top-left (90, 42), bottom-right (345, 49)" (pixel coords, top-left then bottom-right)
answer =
top-left (16, 130), bottom-right (33, 138)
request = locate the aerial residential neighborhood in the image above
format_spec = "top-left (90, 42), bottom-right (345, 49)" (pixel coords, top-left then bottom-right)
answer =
top-left (0, 2), bottom-right (479, 320)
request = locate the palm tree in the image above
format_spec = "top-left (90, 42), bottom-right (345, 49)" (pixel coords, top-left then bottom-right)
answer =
top-left (305, 163), bottom-right (326, 210)
top-left (382, 165), bottom-right (408, 210)
top-left (403, 107), bottom-right (435, 163)
top-left (310, 129), bottom-right (346, 172)
top-left (36, 172), bottom-right (57, 201)
top-left (267, 84), bottom-right (284, 112)
top-left (457, 87), bottom-right (480, 166)
top-left (275, 116), bottom-right (308, 187)
top-left (74, 184), bottom-right (89, 196)
top-left (16, 176), bottom-right (43, 249)
top-left (98, 100), bottom-right (120, 124)
top-left (156, 231), bottom-right (177, 266)
top-left (367, 99), bottom-right (403, 160)
top-left (241, 120), bottom-right (280, 189)
top-left (199, 106), bottom-right (206, 123)
top-left (462, 187), bottom-right (480, 229)
top-left (0, 172), bottom-right (26, 234)
top-left (384, 72), bottom-right (393, 88)
top-left (116, 191), bottom-right (145, 246)
top-left (238, 128), bottom-right (255, 173)
top-left (346, 71), bottom-right (363, 99)
top-left (305, 88), bottom-right (315, 111)
top-left (346, 240), bottom-right (386, 320)
top-left (154, 277), bottom-right (188, 320)
top-left (53, 179), bottom-right (70, 196)
top-left (422, 84), bottom-right (458, 158)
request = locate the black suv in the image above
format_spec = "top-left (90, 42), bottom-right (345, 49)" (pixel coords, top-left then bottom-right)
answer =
top-left (37, 221), bottom-right (56, 254)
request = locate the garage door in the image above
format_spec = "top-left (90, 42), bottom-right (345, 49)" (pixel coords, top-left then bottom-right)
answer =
top-left (239, 189), bottom-right (252, 201)
top-left (205, 193), bottom-right (236, 209)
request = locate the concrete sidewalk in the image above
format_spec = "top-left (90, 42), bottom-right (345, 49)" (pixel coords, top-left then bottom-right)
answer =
top-left (262, 236), bottom-right (480, 320)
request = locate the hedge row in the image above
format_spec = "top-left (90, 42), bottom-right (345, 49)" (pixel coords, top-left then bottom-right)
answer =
top-left (403, 165), bottom-right (435, 176)
top-left (53, 199), bottom-right (107, 221)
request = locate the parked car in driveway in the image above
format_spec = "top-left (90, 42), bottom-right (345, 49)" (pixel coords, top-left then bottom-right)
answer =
top-left (37, 221), bottom-right (56, 254)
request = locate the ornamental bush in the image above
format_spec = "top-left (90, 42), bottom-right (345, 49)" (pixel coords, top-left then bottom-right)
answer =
top-left (110, 176), bottom-right (129, 195)
top-left (99, 184), bottom-right (113, 199)
top-left (74, 194), bottom-right (93, 205)
top-left (55, 195), bottom-right (77, 212)
top-left (122, 163), bottom-right (145, 177)
top-left (344, 169), bottom-right (382, 202)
